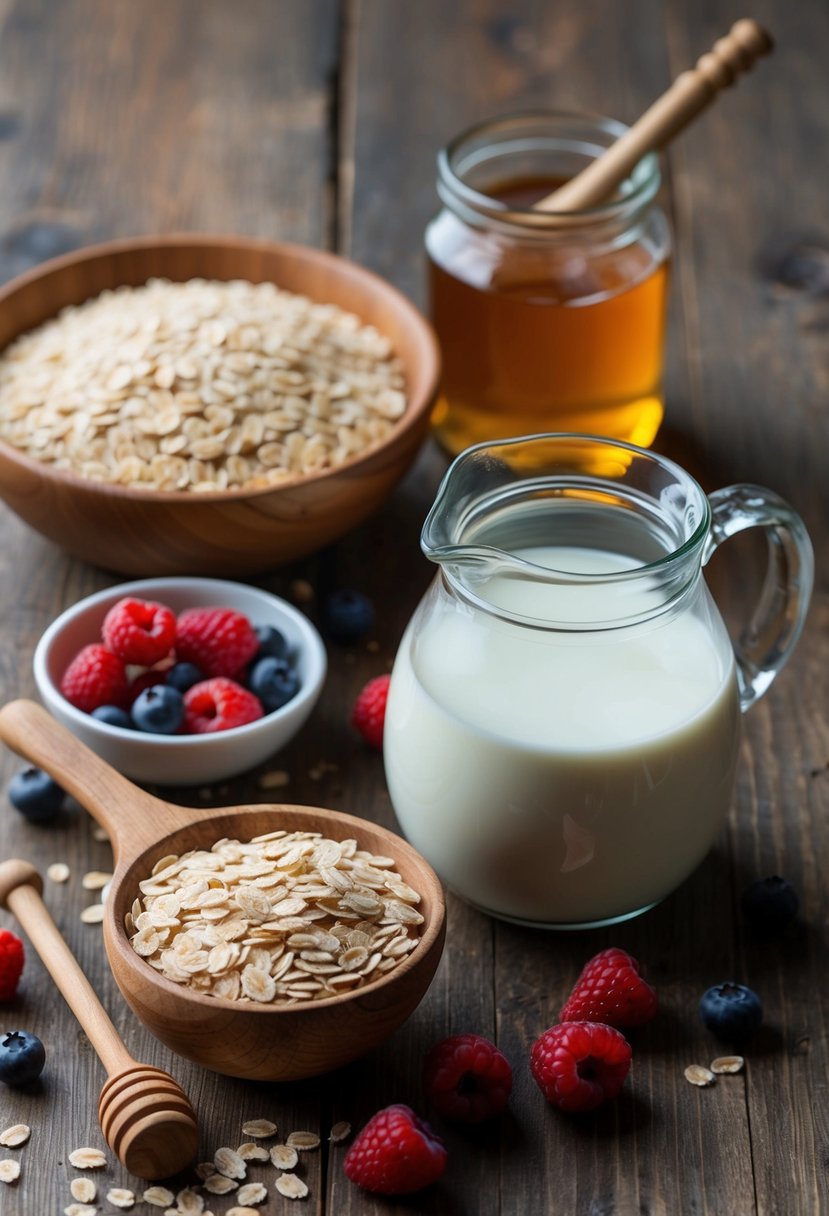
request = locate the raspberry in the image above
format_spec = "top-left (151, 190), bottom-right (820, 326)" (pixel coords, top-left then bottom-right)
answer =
top-left (343, 1104), bottom-right (446, 1195)
top-left (351, 674), bottom-right (391, 750)
top-left (424, 1033), bottom-right (512, 1123)
top-left (60, 644), bottom-right (129, 713)
top-left (175, 607), bottom-right (259, 678)
top-left (531, 1021), bottom-right (632, 1113)
top-left (102, 597), bottom-right (176, 665)
top-left (183, 678), bottom-right (263, 734)
top-left (0, 930), bottom-right (25, 1001)
top-left (559, 947), bottom-right (658, 1029)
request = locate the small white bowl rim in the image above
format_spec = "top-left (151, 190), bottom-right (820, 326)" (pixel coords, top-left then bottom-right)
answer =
top-left (33, 577), bottom-right (327, 747)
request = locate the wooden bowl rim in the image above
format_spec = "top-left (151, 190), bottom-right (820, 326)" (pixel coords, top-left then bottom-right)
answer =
top-left (107, 800), bottom-right (447, 1016)
top-left (0, 233), bottom-right (440, 503)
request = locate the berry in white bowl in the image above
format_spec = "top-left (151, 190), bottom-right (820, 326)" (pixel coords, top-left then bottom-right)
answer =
top-left (33, 577), bottom-right (326, 786)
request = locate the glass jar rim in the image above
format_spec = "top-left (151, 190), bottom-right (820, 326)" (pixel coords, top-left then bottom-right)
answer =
top-left (437, 109), bottom-right (661, 231)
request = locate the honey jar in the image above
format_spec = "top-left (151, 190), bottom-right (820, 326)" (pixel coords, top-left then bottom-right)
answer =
top-left (426, 112), bottom-right (671, 454)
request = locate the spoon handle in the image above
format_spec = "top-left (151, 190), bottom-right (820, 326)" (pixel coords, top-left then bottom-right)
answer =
top-left (537, 18), bottom-right (773, 213)
top-left (0, 859), bottom-right (135, 1077)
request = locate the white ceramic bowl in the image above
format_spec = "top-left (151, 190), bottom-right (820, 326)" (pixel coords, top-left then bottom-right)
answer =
top-left (33, 577), bottom-right (327, 786)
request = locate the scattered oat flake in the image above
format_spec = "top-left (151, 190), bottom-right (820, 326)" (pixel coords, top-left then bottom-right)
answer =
top-left (286, 1131), bottom-right (320, 1151)
top-left (241, 1118), bottom-right (277, 1139)
top-left (227, 1208), bottom-right (259, 1216)
top-left (48, 862), bottom-right (71, 883)
top-left (64, 1206), bottom-right (95, 1216)
top-left (71, 1178), bottom-right (96, 1202)
top-left (82, 870), bottom-right (113, 890)
top-left (684, 1064), bottom-right (716, 1087)
top-left (329, 1121), bottom-right (351, 1143)
top-left (107, 1187), bottom-right (135, 1208)
top-left (0, 1125), bottom-right (30, 1148)
top-left (214, 1146), bottom-right (247, 1179)
top-left (204, 1174), bottom-right (238, 1195)
top-left (237, 1182), bottom-right (268, 1205)
top-left (143, 1186), bottom-right (175, 1208)
top-left (275, 1174), bottom-right (309, 1199)
top-left (270, 1144), bottom-right (298, 1170)
top-left (710, 1055), bottom-right (745, 1074)
top-left (69, 1147), bottom-right (107, 1169)
top-left (80, 904), bottom-right (106, 924)
top-left (194, 1161), bottom-right (215, 1181)
top-left (257, 770), bottom-right (290, 791)
top-left (237, 1142), bottom-right (269, 1162)
top-left (92, 824), bottom-right (110, 842)
top-left (0, 1160), bottom-right (20, 1183)
top-left (175, 1187), bottom-right (205, 1212)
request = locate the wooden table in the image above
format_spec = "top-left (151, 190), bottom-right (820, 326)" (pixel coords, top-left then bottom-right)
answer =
top-left (0, 2), bottom-right (826, 1213)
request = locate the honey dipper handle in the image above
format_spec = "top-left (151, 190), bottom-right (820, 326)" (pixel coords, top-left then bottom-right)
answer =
top-left (537, 19), bottom-right (773, 212)
top-left (0, 860), bottom-right (136, 1078)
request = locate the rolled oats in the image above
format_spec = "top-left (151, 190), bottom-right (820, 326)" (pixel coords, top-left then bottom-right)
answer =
top-left (68, 1147), bottom-right (107, 1169)
top-left (64, 1206), bottom-right (95, 1216)
top-left (275, 1174), bottom-right (308, 1199)
top-left (0, 1125), bottom-right (29, 1148)
top-left (142, 1186), bottom-right (175, 1208)
top-left (286, 1131), bottom-right (320, 1151)
top-left (684, 1064), bottom-right (716, 1087)
top-left (269, 1144), bottom-right (298, 1171)
top-left (47, 862), bottom-right (71, 883)
top-left (204, 1174), bottom-right (238, 1195)
top-left (241, 1119), bottom-right (277, 1139)
top-left (0, 1159), bottom-right (20, 1183)
top-left (237, 1142), bottom-right (270, 1162)
top-left (237, 1182), bottom-right (268, 1205)
top-left (329, 1121), bottom-right (351, 1143)
top-left (710, 1055), bottom-right (745, 1074)
top-left (70, 1179), bottom-right (96, 1203)
top-left (106, 1187), bottom-right (135, 1208)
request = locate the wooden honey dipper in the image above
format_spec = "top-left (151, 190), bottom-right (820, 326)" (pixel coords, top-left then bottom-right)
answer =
top-left (537, 18), bottom-right (773, 213)
top-left (0, 859), bottom-right (199, 1181)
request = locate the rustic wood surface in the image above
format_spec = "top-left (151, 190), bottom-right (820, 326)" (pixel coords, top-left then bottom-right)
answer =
top-left (0, 2), bottom-right (826, 1214)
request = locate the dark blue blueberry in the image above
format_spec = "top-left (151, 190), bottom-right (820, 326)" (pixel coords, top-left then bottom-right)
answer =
top-left (91, 705), bottom-right (133, 730)
top-left (254, 625), bottom-right (290, 661)
top-left (699, 983), bottom-right (763, 1043)
top-left (0, 1029), bottom-right (46, 1086)
top-left (131, 685), bottom-right (184, 735)
top-left (249, 656), bottom-right (301, 713)
top-left (166, 662), bottom-right (204, 693)
top-left (8, 767), bottom-right (65, 823)
top-left (324, 589), bottom-right (375, 644)
top-left (740, 876), bottom-right (799, 936)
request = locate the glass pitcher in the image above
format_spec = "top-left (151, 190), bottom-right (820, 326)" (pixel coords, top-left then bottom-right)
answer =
top-left (383, 434), bottom-right (813, 929)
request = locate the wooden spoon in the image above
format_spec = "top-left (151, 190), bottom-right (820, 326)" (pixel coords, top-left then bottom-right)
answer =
top-left (0, 859), bottom-right (198, 1180)
top-left (0, 699), bottom-right (446, 1082)
top-left (537, 18), bottom-right (773, 213)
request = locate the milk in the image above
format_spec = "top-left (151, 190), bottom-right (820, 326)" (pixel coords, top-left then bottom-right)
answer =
top-left (384, 545), bottom-right (740, 926)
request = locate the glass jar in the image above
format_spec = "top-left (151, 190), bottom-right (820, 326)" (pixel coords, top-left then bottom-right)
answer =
top-left (425, 112), bottom-right (672, 455)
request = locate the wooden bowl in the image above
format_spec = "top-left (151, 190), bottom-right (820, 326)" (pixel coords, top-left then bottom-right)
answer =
top-left (0, 700), bottom-right (446, 1082)
top-left (0, 236), bottom-right (440, 576)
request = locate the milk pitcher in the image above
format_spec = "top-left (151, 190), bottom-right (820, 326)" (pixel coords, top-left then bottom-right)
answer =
top-left (384, 434), bottom-right (813, 928)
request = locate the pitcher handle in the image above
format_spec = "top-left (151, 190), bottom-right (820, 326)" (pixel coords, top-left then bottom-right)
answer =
top-left (702, 484), bottom-right (814, 712)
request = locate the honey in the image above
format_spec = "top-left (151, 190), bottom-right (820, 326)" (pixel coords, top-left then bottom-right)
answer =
top-left (426, 114), bottom-right (671, 454)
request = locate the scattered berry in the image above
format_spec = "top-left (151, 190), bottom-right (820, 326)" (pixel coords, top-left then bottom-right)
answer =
top-left (165, 661), bottom-right (204, 693)
top-left (0, 931), bottom-right (24, 1001)
top-left (351, 674), bottom-right (390, 750)
top-left (91, 705), bottom-right (133, 729)
top-left (102, 597), bottom-right (176, 665)
top-left (740, 876), bottom-right (799, 936)
top-left (183, 678), bottom-right (264, 733)
top-left (343, 1104), bottom-right (446, 1195)
top-left (0, 1029), bottom-right (45, 1085)
top-left (60, 643), bottom-right (129, 713)
top-left (175, 607), bottom-right (259, 678)
top-left (530, 1021), bottom-right (632, 1113)
top-left (131, 685), bottom-right (185, 735)
top-left (325, 589), bottom-right (375, 644)
top-left (8, 767), bottom-right (65, 823)
top-left (424, 1033), bottom-right (512, 1123)
top-left (254, 625), bottom-right (290, 661)
top-left (249, 657), bottom-right (301, 712)
top-left (126, 670), bottom-right (167, 705)
top-left (559, 947), bottom-right (658, 1029)
top-left (699, 983), bottom-right (763, 1043)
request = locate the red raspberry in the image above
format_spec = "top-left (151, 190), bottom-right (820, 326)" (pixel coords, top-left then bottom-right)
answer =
top-left (102, 597), bottom-right (176, 665)
top-left (531, 1021), bottom-right (632, 1113)
top-left (559, 947), bottom-right (658, 1029)
top-left (60, 644), bottom-right (129, 713)
top-left (424, 1033), bottom-right (512, 1123)
top-left (0, 929), bottom-right (24, 1001)
top-left (175, 607), bottom-right (259, 678)
top-left (343, 1104), bottom-right (446, 1196)
top-left (182, 678), bottom-right (263, 734)
top-left (351, 674), bottom-right (390, 750)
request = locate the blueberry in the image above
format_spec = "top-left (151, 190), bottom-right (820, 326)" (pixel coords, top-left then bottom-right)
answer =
top-left (741, 875), bottom-right (799, 936)
top-left (166, 662), bottom-right (204, 693)
top-left (699, 983), bottom-right (763, 1043)
top-left (254, 625), bottom-right (290, 661)
top-left (131, 685), bottom-right (184, 734)
top-left (249, 656), bottom-right (301, 712)
top-left (8, 767), bottom-right (65, 823)
top-left (323, 589), bottom-right (375, 644)
top-left (0, 1029), bottom-right (46, 1086)
top-left (91, 705), bottom-right (133, 729)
